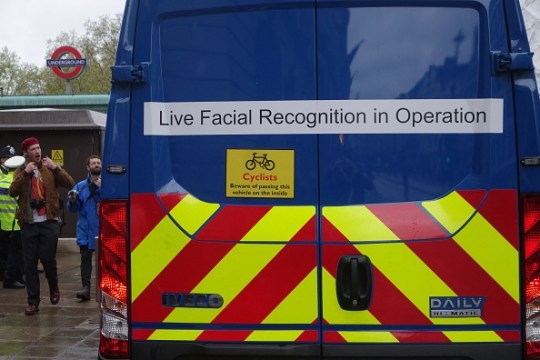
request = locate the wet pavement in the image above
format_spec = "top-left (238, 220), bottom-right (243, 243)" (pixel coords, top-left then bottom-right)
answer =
top-left (0, 242), bottom-right (100, 360)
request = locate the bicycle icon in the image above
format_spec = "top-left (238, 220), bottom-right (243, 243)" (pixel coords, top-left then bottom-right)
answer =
top-left (245, 152), bottom-right (275, 170)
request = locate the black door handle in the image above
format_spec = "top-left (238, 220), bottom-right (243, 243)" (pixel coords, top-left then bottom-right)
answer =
top-left (336, 254), bottom-right (372, 311)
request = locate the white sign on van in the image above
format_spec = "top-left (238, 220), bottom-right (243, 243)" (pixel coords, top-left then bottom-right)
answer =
top-left (144, 99), bottom-right (503, 136)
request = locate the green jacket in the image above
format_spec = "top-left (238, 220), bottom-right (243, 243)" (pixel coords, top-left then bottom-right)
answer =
top-left (9, 164), bottom-right (74, 226)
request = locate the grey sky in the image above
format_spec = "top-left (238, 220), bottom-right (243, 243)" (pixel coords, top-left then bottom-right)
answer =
top-left (0, 0), bottom-right (125, 67)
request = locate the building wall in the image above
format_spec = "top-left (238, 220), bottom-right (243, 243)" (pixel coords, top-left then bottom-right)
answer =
top-left (522, 0), bottom-right (540, 84)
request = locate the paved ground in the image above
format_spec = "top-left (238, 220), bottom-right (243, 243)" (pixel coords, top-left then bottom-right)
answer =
top-left (0, 244), bottom-right (100, 360)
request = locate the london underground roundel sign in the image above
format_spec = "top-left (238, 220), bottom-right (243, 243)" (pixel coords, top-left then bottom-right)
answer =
top-left (46, 46), bottom-right (87, 80)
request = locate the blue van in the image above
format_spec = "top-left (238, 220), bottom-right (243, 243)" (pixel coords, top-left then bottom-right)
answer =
top-left (99, 0), bottom-right (540, 359)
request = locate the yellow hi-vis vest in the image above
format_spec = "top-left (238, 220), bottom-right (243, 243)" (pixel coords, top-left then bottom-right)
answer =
top-left (0, 170), bottom-right (20, 231)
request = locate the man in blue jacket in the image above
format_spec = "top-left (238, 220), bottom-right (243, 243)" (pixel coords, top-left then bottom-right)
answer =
top-left (67, 155), bottom-right (101, 301)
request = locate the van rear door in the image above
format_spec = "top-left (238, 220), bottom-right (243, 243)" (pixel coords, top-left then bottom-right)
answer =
top-left (317, 2), bottom-right (520, 359)
top-left (127, 1), bottom-right (322, 357)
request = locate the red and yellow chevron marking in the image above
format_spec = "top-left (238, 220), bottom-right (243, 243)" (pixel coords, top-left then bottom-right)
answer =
top-left (322, 330), bottom-right (519, 343)
top-left (130, 193), bottom-right (318, 342)
top-left (322, 190), bottom-right (520, 344)
top-left (130, 189), bottom-right (519, 344)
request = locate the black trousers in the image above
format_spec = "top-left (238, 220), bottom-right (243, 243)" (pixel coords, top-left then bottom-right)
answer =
top-left (21, 220), bottom-right (61, 306)
top-left (79, 245), bottom-right (94, 288)
top-left (0, 232), bottom-right (6, 280)
top-left (0, 229), bottom-right (23, 282)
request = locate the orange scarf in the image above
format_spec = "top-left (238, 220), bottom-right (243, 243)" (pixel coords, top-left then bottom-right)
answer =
top-left (31, 172), bottom-right (46, 216)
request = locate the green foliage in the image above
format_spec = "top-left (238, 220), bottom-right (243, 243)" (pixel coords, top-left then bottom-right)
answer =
top-left (0, 14), bottom-right (121, 96)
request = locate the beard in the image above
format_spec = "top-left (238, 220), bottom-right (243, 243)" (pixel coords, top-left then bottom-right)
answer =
top-left (90, 168), bottom-right (101, 176)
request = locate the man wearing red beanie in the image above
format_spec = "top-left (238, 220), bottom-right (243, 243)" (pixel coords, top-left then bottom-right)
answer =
top-left (9, 137), bottom-right (75, 315)
top-left (20, 137), bottom-right (39, 153)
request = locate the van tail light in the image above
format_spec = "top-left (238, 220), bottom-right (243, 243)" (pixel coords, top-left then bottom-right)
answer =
top-left (98, 200), bottom-right (129, 359)
top-left (524, 195), bottom-right (540, 358)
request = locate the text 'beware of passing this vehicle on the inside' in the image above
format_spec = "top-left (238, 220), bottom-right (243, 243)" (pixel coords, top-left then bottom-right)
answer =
top-left (98, 0), bottom-right (540, 359)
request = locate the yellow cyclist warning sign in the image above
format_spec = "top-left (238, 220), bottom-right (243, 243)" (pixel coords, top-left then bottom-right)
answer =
top-left (226, 149), bottom-right (294, 199)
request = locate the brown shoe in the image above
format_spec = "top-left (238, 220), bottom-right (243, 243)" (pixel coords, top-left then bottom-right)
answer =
top-left (25, 305), bottom-right (39, 315)
top-left (50, 287), bottom-right (60, 304)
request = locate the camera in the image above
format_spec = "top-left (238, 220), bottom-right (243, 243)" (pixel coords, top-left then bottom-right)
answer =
top-left (30, 199), bottom-right (45, 209)
top-left (68, 190), bottom-right (78, 199)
